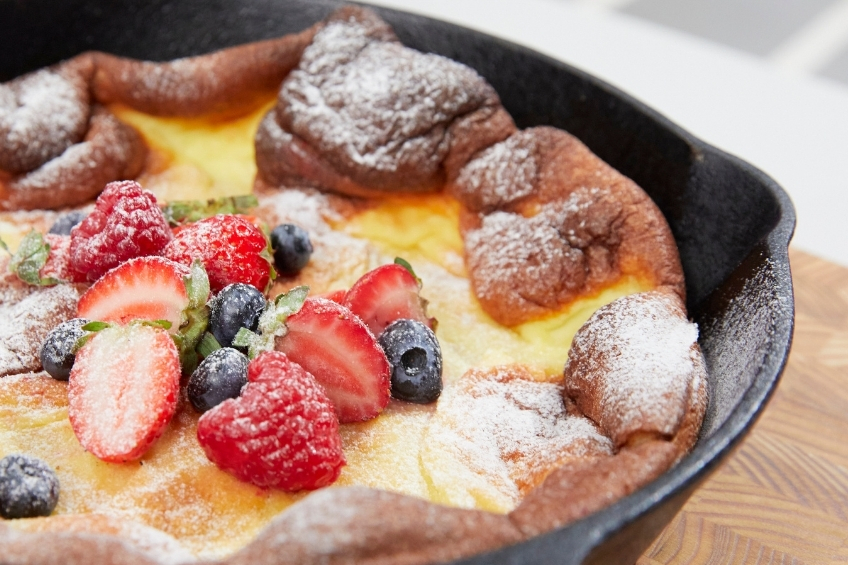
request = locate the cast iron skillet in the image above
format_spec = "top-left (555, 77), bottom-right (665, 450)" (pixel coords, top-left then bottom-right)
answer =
top-left (0, 0), bottom-right (796, 563)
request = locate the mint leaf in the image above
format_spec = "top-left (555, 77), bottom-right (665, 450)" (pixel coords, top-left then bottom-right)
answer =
top-left (7, 231), bottom-right (60, 286)
top-left (162, 195), bottom-right (259, 226)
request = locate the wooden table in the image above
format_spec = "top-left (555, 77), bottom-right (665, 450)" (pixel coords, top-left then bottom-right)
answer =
top-left (638, 249), bottom-right (848, 564)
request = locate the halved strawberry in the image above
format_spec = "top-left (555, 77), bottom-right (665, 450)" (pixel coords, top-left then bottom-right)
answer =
top-left (316, 289), bottom-right (347, 303)
top-left (68, 324), bottom-right (181, 462)
top-left (77, 256), bottom-right (191, 334)
top-left (275, 297), bottom-right (390, 423)
top-left (343, 263), bottom-right (434, 337)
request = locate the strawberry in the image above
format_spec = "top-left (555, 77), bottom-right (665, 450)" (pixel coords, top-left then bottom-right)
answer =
top-left (68, 324), bottom-right (181, 462)
top-left (197, 351), bottom-right (345, 491)
top-left (69, 180), bottom-right (173, 282)
top-left (343, 263), bottom-right (434, 337)
top-left (76, 256), bottom-right (192, 334)
top-left (163, 215), bottom-right (273, 293)
top-left (316, 289), bottom-right (347, 303)
top-left (276, 297), bottom-right (391, 423)
top-left (39, 234), bottom-right (72, 282)
top-left (4, 231), bottom-right (71, 286)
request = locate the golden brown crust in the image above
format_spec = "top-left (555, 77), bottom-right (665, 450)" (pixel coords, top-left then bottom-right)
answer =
top-left (222, 487), bottom-right (524, 565)
top-left (90, 27), bottom-right (317, 117)
top-left (254, 6), bottom-right (516, 197)
top-left (563, 290), bottom-right (705, 448)
top-left (420, 365), bottom-right (613, 512)
top-left (0, 20), bottom-right (317, 211)
top-left (0, 106), bottom-right (146, 211)
top-left (0, 522), bottom-right (165, 565)
top-left (0, 257), bottom-right (83, 376)
top-left (510, 291), bottom-right (707, 536)
top-left (452, 127), bottom-right (685, 326)
top-left (508, 439), bottom-right (681, 537)
top-left (0, 60), bottom-right (92, 175)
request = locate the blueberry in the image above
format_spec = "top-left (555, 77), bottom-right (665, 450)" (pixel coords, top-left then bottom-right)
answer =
top-left (378, 319), bottom-right (442, 404)
top-left (187, 348), bottom-right (249, 413)
top-left (209, 283), bottom-right (267, 349)
top-left (48, 210), bottom-right (88, 235)
top-left (39, 318), bottom-right (90, 381)
top-left (270, 224), bottom-right (313, 276)
top-left (0, 454), bottom-right (60, 519)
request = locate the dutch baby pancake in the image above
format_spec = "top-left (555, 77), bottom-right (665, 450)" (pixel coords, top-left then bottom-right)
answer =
top-left (0, 6), bottom-right (707, 564)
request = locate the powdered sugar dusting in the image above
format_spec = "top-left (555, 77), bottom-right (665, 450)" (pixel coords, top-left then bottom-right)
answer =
top-left (256, 188), bottom-right (384, 291)
top-left (0, 69), bottom-right (89, 174)
top-left (565, 291), bottom-right (700, 446)
top-left (108, 520), bottom-right (196, 565)
top-left (466, 210), bottom-right (584, 311)
top-left (464, 186), bottom-right (631, 326)
top-left (454, 131), bottom-right (538, 211)
top-left (0, 260), bottom-right (81, 377)
top-left (422, 366), bottom-right (613, 511)
top-left (280, 18), bottom-right (486, 176)
top-left (699, 257), bottom-right (788, 436)
top-left (6, 108), bottom-right (144, 211)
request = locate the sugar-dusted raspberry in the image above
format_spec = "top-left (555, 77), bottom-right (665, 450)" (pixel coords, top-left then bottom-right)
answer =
top-left (163, 215), bottom-right (272, 293)
top-left (197, 351), bottom-right (345, 491)
top-left (68, 180), bottom-right (173, 282)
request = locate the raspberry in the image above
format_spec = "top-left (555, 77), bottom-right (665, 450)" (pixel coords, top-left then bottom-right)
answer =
top-left (68, 181), bottom-right (173, 282)
top-left (163, 215), bottom-right (272, 293)
top-left (197, 351), bottom-right (345, 491)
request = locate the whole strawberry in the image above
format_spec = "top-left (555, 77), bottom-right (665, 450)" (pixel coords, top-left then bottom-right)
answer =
top-left (40, 234), bottom-right (72, 282)
top-left (69, 180), bottom-right (173, 282)
top-left (163, 215), bottom-right (273, 293)
top-left (197, 351), bottom-right (345, 491)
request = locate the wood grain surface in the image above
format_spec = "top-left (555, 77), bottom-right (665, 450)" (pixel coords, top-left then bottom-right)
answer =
top-left (638, 249), bottom-right (848, 565)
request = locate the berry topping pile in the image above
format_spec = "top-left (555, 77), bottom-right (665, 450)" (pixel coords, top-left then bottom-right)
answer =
top-left (0, 454), bottom-right (60, 519)
top-left (197, 351), bottom-right (346, 491)
top-left (22, 181), bottom-right (445, 495)
top-left (69, 180), bottom-right (173, 282)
